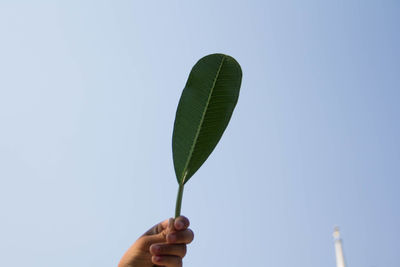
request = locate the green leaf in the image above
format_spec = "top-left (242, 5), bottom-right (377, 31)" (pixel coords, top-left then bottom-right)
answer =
top-left (172, 53), bottom-right (242, 185)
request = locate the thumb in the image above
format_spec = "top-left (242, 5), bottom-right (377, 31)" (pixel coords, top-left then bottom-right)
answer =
top-left (138, 218), bottom-right (174, 248)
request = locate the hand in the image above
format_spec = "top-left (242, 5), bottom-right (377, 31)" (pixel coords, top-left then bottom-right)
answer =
top-left (118, 216), bottom-right (194, 267)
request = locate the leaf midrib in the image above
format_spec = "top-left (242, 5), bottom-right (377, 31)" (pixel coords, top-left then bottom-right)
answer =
top-left (179, 55), bottom-right (226, 185)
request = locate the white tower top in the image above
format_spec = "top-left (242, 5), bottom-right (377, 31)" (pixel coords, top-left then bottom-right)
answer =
top-left (333, 227), bottom-right (346, 267)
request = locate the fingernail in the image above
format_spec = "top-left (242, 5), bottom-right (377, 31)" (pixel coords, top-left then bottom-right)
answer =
top-left (176, 221), bottom-right (184, 230)
top-left (151, 245), bottom-right (160, 253)
top-left (167, 233), bottom-right (176, 242)
top-left (154, 256), bottom-right (161, 262)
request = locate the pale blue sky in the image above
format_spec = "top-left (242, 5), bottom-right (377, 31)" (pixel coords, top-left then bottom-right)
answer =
top-left (0, 1), bottom-right (399, 267)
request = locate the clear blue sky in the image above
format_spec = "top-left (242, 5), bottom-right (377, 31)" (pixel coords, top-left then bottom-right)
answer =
top-left (0, 1), bottom-right (399, 267)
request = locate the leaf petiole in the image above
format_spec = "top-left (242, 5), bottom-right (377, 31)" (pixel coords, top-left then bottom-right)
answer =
top-left (175, 184), bottom-right (184, 218)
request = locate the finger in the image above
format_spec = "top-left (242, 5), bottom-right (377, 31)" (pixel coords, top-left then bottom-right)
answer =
top-left (139, 218), bottom-right (173, 248)
top-left (144, 218), bottom-right (170, 236)
top-left (167, 228), bottom-right (194, 244)
top-left (174, 216), bottom-right (190, 231)
top-left (150, 243), bottom-right (187, 257)
top-left (152, 255), bottom-right (182, 267)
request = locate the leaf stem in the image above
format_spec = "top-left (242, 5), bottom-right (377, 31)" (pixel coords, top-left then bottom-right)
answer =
top-left (175, 184), bottom-right (185, 218)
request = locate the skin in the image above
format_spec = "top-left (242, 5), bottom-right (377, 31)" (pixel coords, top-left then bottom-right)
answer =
top-left (118, 216), bottom-right (194, 267)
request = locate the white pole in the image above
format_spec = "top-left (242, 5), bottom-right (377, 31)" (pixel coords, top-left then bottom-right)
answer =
top-left (333, 227), bottom-right (346, 267)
